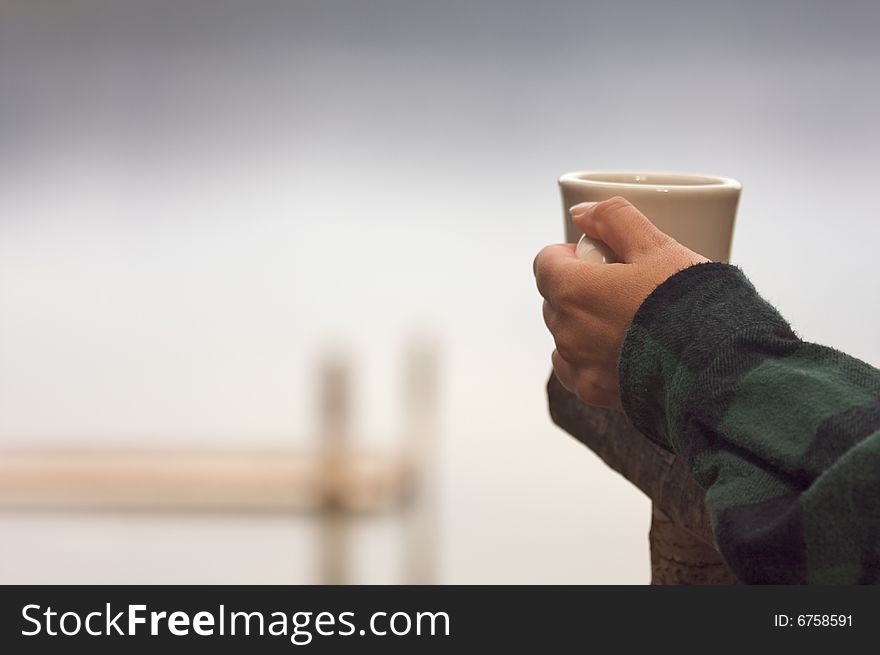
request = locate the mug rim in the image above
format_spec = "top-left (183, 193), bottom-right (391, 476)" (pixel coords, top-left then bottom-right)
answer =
top-left (559, 170), bottom-right (741, 191)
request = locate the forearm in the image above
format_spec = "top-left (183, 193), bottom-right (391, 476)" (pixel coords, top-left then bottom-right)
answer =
top-left (618, 263), bottom-right (880, 583)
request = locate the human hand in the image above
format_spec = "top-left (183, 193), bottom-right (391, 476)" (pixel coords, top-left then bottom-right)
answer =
top-left (534, 197), bottom-right (708, 410)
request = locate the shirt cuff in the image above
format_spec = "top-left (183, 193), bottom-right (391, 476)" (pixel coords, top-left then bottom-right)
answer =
top-left (617, 262), bottom-right (795, 452)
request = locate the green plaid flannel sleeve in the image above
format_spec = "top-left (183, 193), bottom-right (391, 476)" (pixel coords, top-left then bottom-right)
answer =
top-left (619, 262), bottom-right (880, 584)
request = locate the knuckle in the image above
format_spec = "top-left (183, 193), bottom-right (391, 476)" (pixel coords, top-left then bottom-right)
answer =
top-left (533, 245), bottom-right (551, 270)
top-left (644, 232), bottom-right (681, 259)
top-left (534, 268), bottom-right (551, 297)
top-left (594, 196), bottom-right (631, 222)
top-left (532, 249), bottom-right (547, 280)
top-left (533, 247), bottom-right (560, 294)
top-left (542, 301), bottom-right (558, 330)
top-left (555, 341), bottom-right (577, 363)
top-left (553, 331), bottom-right (584, 365)
top-left (630, 231), bottom-right (667, 256)
top-left (555, 338), bottom-right (573, 362)
top-left (550, 351), bottom-right (574, 392)
top-left (552, 276), bottom-right (580, 307)
top-left (655, 233), bottom-right (678, 252)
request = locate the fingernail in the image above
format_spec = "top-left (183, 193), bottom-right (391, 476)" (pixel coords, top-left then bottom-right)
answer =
top-left (569, 202), bottom-right (597, 219)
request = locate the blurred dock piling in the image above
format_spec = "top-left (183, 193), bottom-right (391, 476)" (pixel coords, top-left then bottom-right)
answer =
top-left (0, 340), bottom-right (438, 584)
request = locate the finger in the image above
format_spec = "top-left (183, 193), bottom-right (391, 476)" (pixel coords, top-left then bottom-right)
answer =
top-left (551, 349), bottom-right (577, 394)
top-left (569, 197), bottom-right (668, 263)
top-left (534, 243), bottom-right (606, 302)
top-left (533, 243), bottom-right (575, 299)
top-left (541, 300), bottom-right (557, 332)
top-left (533, 243), bottom-right (575, 277)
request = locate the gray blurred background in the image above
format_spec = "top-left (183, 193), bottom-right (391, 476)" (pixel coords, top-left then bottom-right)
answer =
top-left (0, 0), bottom-right (878, 583)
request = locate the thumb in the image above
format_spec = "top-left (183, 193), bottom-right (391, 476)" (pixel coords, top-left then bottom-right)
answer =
top-left (569, 197), bottom-right (667, 262)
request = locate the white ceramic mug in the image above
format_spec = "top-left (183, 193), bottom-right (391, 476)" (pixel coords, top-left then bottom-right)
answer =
top-left (558, 171), bottom-right (742, 263)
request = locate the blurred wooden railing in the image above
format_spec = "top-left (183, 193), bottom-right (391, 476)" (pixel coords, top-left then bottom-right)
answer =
top-left (0, 342), bottom-right (438, 584)
top-left (0, 450), bottom-right (411, 513)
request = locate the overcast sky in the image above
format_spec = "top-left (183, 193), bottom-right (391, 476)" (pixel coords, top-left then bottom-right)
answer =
top-left (1, 0), bottom-right (878, 583)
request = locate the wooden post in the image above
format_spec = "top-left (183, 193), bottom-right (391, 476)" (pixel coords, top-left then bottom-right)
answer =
top-left (319, 355), bottom-right (349, 585)
top-left (547, 374), bottom-right (738, 585)
top-left (649, 506), bottom-right (737, 585)
top-left (401, 338), bottom-right (438, 584)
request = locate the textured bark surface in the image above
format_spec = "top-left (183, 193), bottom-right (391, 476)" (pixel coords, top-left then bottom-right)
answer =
top-left (547, 374), bottom-right (738, 585)
top-left (650, 506), bottom-right (739, 585)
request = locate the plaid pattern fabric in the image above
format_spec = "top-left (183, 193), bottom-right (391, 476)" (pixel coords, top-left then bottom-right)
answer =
top-left (619, 263), bottom-right (880, 584)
